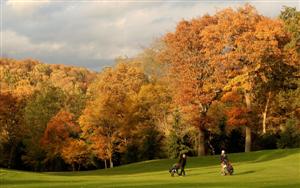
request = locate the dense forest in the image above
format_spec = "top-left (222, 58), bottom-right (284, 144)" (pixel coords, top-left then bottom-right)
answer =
top-left (0, 5), bottom-right (299, 172)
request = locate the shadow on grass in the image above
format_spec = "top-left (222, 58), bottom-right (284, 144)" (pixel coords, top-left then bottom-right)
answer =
top-left (23, 180), bottom-right (255, 188)
top-left (89, 182), bottom-right (257, 188)
top-left (262, 183), bottom-right (300, 188)
top-left (110, 182), bottom-right (300, 188)
top-left (234, 170), bottom-right (255, 175)
top-left (2, 179), bottom-right (81, 185)
top-left (48, 148), bottom-right (300, 176)
top-left (230, 148), bottom-right (299, 163)
top-left (185, 169), bottom-right (256, 177)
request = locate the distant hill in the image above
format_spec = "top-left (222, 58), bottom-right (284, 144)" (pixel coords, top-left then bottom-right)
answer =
top-left (0, 58), bottom-right (97, 95)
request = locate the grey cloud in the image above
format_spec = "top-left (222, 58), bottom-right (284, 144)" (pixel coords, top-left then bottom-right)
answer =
top-left (2, 0), bottom-right (300, 71)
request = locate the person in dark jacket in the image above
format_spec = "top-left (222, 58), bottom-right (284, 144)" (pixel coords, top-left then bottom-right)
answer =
top-left (220, 150), bottom-right (233, 175)
top-left (220, 150), bottom-right (228, 164)
top-left (178, 153), bottom-right (187, 176)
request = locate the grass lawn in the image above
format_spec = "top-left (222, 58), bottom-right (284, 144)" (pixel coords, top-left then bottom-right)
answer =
top-left (1, 149), bottom-right (300, 188)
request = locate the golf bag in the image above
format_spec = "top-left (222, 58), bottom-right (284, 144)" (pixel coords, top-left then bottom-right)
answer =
top-left (169, 163), bottom-right (180, 176)
top-left (221, 160), bottom-right (234, 175)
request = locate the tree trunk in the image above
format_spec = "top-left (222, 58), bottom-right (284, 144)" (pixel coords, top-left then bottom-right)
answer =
top-left (262, 92), bottom-right (271, 134)
top-left (78, 164), bottom-right (81, 171)
top-left (104, 159), bottom-right (107, 169)
top-left (197, 128), bottom-right (205, 156)
top-left (109, 157), bottom-right (113, 168)
top-left (244, 92), bottom-right (252, 152)
top-left (8, 145), bottom-right (15, 169)
top-left (245, 126), bottom-right (251, 152)
top-left (208, 133), bottom-right (215, 155)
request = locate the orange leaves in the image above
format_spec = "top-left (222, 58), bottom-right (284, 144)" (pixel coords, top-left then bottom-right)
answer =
top-left (41, 110), bottom-right (80, 160)
top-left (162, 4), bottom-right (295, 132)
top-left (234, 18), bottom-right (288, 67)
top-left (80, 61), bottom-right (149, 164)
top-left (0, 92), bottom-right (24, 144)
top-left (221, 90), bottom-right (243, 103)
top-left (0, 58), bottom-right (96, 97)
top-left (221, 90), bottom-right (250, 127)
top-left (226, 106), bottom-right (249, 126)
top-left (61, 139), bottom-right (90, 170)
top-left (90, 136), bottom-right (110, 160)
top-left (163, 5), bottom-right (268, 129)
top-left (227, 117), bottom-right (248, 127)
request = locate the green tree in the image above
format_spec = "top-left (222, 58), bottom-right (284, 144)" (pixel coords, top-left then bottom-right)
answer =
top-left (166, 109), bottom-right (192, 159)
top-left (129, 83), bottom-right (171, 160)
top-left (23, 85), bottom-right (65, 171)
top-left (279, 6), bottom-right (300, 52)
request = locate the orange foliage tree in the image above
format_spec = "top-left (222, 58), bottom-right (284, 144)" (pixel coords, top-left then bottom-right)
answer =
top-left (162, 5), bottom-right (296, 153)
top-left (80, 61), bottom-right (148, 168)
top-left (61, 139), bottom-right (90, 171)
top-left (162, 13), bottom-right (220, 156)
top-left (221, 90), bottom-right (250, 128)
top-left (41, 110), bottom-right (81, 165)
top-left (0, 92), bottom-right (25, 168)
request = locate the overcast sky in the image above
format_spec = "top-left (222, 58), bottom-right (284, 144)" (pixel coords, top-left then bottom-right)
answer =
top-left (1, 0), bottom-right (299, 71)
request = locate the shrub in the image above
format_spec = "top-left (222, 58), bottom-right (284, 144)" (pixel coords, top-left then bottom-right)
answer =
top-left (277, 119), bottom-right (300, 148)
top-left (253, 132), bottom-right (279, 150)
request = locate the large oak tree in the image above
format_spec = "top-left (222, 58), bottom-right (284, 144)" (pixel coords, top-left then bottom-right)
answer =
top-left (162, 5), bottom-right (297, 153)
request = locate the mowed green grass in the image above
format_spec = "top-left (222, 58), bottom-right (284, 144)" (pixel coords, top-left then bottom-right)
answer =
top-left (1, 149), bottom-right (300, 188)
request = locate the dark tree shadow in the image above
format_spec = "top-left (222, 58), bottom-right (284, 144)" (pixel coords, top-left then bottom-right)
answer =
top-left (234, 170), bottom-right (255, 175)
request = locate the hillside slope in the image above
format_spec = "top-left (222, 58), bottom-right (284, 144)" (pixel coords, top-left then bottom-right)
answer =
top-left (1, 149), bottom-right (300, 188)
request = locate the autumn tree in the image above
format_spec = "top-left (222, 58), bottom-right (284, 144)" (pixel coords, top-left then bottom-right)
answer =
top-left (137, 41), bottom-right (168, 80)
top-left (0, 58), bottom-right (95, 97)
top-left (41, 110), bottom-right (81, 170)
top-left (220, 90), bottom-right (252, 129)
top-left (80, 61), bottom-right (148, 168)
top-left (0, 92), bottom-right (25, 168)
top-left (1, 5), bottom-right (299, 171)
top-left (200, 5), bottom-right (297, 150)
top-left (61, 139), bottom-right (90, 171)
top-left (162, 13), bottom-right (220, 156)
top-left (0, 58), bottom-right (96, 170)
top-left (162, 5), bottom-right (297, 153)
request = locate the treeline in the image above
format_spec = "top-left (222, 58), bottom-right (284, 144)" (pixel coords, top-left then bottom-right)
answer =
top-left (0, 58), bottom-right (96, 171)
top-left (0, 5), bottom-right (299, 172)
